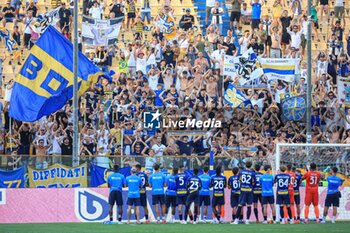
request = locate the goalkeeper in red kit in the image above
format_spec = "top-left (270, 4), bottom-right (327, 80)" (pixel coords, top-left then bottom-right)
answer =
top-left (302, 163), bottom-right (322, 224)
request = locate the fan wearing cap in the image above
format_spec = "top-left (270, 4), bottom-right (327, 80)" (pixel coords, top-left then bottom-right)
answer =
top-left (179, 8), bottom-right (194, 31)
top-left (135, 45), bottom-right (147, 74)
top-left (58, 2), bottom-right (72, 30)
top-left (125, 167), bottom-right (143, 224)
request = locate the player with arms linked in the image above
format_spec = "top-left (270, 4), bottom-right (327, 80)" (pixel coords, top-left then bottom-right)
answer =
top-left (285, 165), bottom-right (296, 221)
top-left (211, 165), bottom-right (227, 224)
top-left (135, 164), bottom-right (150, 224)
top-left (228, 167), bottom-right (240, 224)
top-left (253, 164), bottom-right (263, 223)
top-left (260, 165), bottom-right (276, 224)
top-left (302, 163), bottom-right (322, 224)
top-left (292, 167), bottom-right (302, 223)
top-left (184, 168), bottom-right (202, 224)
top-left (149, 163), bottom-right (167, 224)
top-left (199, 166), bottom-right (211, 223)
top-left (107, 164), bottom-right (126, 224)
top-left (233, 161), bottom-right (255, 224)
top-left (275, 166), bottom-right (293, 224)
top-left (321, 167), bottom-right (344, 224)
top-left (125, 167), bottom-right (142, 224)
top-left (166, 167), bottom-right (178, 223)
top-left (175, 165), bottom-right (189, 224)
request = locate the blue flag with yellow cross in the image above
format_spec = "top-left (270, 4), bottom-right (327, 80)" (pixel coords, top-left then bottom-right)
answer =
top-left (224, 83), bottom-right (247, 107)
top-left (9, 26), bottom-right (103, 122)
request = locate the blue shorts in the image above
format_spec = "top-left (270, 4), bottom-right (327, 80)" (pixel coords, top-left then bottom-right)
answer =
top-left (11, 0), bottom-right (21, 8)
top-left (109, 190), bottom-right (123, 206)
top-left (186, 192), bottom-right (199, 206)
top-left (140, 193), bottom-right (147, 206)
top-left (253, 193), bottom-right (262, 203)
top-left (152, 194), bottom-right (165, 205)
top-left (294, 194), bottom-right (300, 205)
top-left (176, 195), bottom-right (187, 205)
top-left (230, 193), bottom-right (240, 208)
top-left (276, 194), bottom-right (290, 205)
top-left (127, 197), bottom-right (141, 206)
top-left (141, 12), bottom-right (151, 21)
top-left (212, 196), bottom-right (225, 206)
top-left (238, 191), bottom-right (253, 205)
top-left (166, 195), bottom-right (177, 208)
top-left (261, 196), bottom-right (275, 205)
top-left (199, 195), bottom-right (210, 206)
top-left (325, 193), bottom-right (340, 207)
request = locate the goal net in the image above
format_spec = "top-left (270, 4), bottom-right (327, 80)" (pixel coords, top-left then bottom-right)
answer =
top-left (275, 143), bottom-right (350, 176)
top-left (275, 143), bottom-right (350, 220)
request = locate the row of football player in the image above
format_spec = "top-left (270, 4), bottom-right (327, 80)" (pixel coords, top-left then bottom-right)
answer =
top-left (106, 161), bottom-right (343, 224)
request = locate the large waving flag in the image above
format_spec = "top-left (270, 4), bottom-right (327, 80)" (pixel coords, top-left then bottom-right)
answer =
top-left (224, 83), bottom-right (247, 107)
top-left (0, 27), bottom-right (21, 60)
top-left (233, 48), bottom-right (264, 85)
top-left (156, 11), bottom-right (177, 40)
top-left (259, 58), bottom-right (299, 82)
top-left (9, 26), bottom-right (103, 122)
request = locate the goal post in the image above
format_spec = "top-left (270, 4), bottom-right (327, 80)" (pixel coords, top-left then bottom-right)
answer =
top-left (275, 143), bottom-right (350, 221)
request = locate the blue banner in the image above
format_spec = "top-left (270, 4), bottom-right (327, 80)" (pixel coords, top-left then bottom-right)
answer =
top-left (90, 163), bottom-right (131, 187)
top-left (223, 146), bottom-right (258, 151)
top-left (0, 167), bottom-right (25, 188)
top-left (9, 26), bottom-right (103, 122)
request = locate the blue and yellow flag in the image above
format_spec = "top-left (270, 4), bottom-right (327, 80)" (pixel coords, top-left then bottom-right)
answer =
top-left (9, 26), bottom-right (103, 122)
top-left (224, 83), bottom-right (247, 107)
top-left (259, 58), bottom-right (298, 82)
top-left (0, 27), bottom-right (21, 60)
top-left (281, 94), bottom-right (306, 122)
top-left (156, 11), bottom-right (176, 40)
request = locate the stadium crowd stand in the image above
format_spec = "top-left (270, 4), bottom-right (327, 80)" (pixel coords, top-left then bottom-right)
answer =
top-left (0, 0), bottom-right (349, 179)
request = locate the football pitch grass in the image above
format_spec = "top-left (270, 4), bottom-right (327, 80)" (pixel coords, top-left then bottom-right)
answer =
top-left (1, 222), bottom-right (350, 233)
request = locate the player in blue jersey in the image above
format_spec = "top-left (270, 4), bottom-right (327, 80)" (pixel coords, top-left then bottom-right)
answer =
top-left (275, 166), bottom-right (293, 224)
top-left (253, 164), bottom-right (263, 223)
top-left (149, 163), bottom-right (167, 224)
top-left (125, 167), bottom-right (142, 224)
top-left (228, 167), bottom-right (240, 224)
top-left (321, 167), bottom-right (344, 224)
top-left (260, 165), bottom-right (276, 224)
top-left (199, 166), bottom-right (211, 223)
top-left (292, 167), bottom-right (302, 223)
top-left (135, 164), bottom-right (150, 224)
top-left (210, 166), bottom-right (227, 224)
top-left (234, 161), bottom-right (255, 224)
top-left (184, 168), bottom-right (202, 224)
top-left (175, 165), bottom-right (189, 224)
top-left (107, 164), bottom-right (126, 224)
top-left (166, 167), bottom-right (178, 223)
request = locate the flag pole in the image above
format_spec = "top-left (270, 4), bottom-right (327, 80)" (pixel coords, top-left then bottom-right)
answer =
top-left (306, 0), bottom-right (312, 144)
top-left (72, 0), bottom-right (79, 167)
